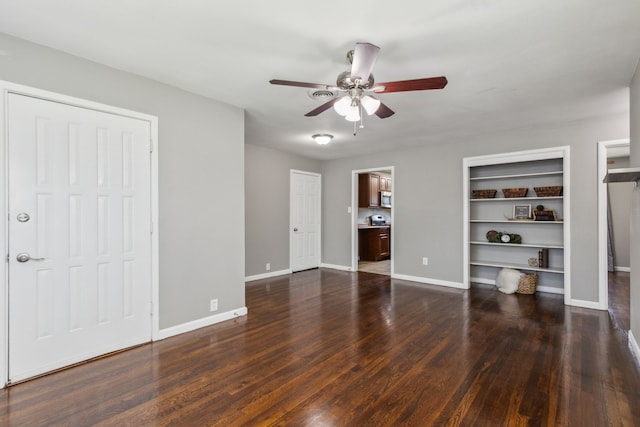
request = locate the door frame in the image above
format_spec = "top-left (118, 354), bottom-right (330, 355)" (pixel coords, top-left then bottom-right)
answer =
top-left (289, 169), bottom-right (322, 272)
top-left (351, 166), bottom-right (395, 273)
top-left (0, 81), bottom-right (160, 387)
top-left (597, 139), bottom-right (631, 310)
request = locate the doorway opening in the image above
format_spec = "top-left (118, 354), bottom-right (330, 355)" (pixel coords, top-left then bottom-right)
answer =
top-left (597, 139), bottom-right (631, 315)
top-left (351, 167), bottom-right (394, 276)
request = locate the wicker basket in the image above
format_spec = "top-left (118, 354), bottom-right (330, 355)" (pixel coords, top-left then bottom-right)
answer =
top-left (502, 188), bottom-right (528, 198)
top-left (533, 209), bottom-right (557, 221)
top-left (472, 189), bottom-right (497, 199)
top-left (517, 273), bottom-right (538, 294)
top-left (533, 186), bottom-right (563, 197)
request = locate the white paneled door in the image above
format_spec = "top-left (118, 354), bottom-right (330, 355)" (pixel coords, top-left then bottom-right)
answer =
top-left (290, 170), bottom-right (321, 272)
top-left (7, 93), bottom-right (152, 382)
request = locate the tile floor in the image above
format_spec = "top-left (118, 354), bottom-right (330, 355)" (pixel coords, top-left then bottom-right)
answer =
top-left (358, 259), bottom-right (390, 275)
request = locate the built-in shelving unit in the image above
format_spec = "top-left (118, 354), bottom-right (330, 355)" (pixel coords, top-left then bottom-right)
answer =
top-left (463, 147), bottom-right (570, 298)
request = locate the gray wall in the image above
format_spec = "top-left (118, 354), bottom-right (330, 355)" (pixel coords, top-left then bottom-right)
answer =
top-left (245, 144), bottom-right (321, 276)
top-left (321, 113), bottom-right (628, 302)
top-left (0, 33), bottom-right (246, 330)
top-left (630, 63), bottom-right (640, 338)
top-left (608, 157), bottom-right (632, 269)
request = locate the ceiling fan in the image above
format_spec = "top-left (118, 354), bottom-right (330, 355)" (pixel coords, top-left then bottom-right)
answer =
top-left (270, 42), bottom-right (447, 129)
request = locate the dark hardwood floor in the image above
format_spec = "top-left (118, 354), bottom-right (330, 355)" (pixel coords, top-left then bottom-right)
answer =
top-left (1, 269), bottom-right (638, 426)
top-left (608, 271), bottom-right (630, 331)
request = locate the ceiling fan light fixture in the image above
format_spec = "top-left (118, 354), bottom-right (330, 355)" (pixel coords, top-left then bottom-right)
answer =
top-left (312, 133), bottom-right (333, 145)
top-left (333, 96), bottom-right (351, 116)
top-left (345, 106), bottom-right (361, 122)
top-left (361, 95), bottom-right (381, 115)
top-left (271, 42), bottom-right (445, 127)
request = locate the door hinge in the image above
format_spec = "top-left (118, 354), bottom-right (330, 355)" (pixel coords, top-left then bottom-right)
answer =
top-left (150, 139), bottom-right (154, 153)
top-left (6, 253), bottom-right (9, 263)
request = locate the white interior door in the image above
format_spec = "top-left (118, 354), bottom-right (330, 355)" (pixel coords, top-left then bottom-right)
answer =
top-left (7, 93), bottom-right (152, 382)
top-left (290, 170), bottom-right (321, 272)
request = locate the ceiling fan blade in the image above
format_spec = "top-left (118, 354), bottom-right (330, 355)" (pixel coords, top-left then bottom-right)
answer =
top-left (350, 42), bottom-right (380, 85)
top-left (270, 79), bottom-right (333, 90)
top-left (375, 76), bottom-right (448, 93)
top-left (304, 97), bottom-right (340, 117)
top-left (375, 102), bottom-right (395, 119)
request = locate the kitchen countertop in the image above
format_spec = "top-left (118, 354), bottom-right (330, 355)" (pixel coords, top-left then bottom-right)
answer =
top-left (358, 225), bottom-right (391, 229)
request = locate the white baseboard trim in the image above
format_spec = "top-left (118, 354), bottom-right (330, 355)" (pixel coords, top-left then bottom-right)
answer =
top-left (392, 273), bottom-right (467, 289)
top-left (245, 269), bottom-right (291, 282)
top-left (470, 277), bottom-right (495, 286)
top-left (614, 266), bottom-right (631, 273)
top-left (320, 263), bottom-right (353, 272)
top-left (536, 286), bottom-right (565, 295)
top-left (155, 307), bottom-right (248, 341)
top-left (470, 277), bottom-right (564, 295)
top-left (569, 299), bottom-right (605, 310)
top-left (629, 330), bottom-right (640, 364)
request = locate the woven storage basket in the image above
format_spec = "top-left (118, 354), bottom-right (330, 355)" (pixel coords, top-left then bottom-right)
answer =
top-left (533, 186), bottom-right (563, 197)
top-left (502, 188), bottom-right (528, 198)
top-left (517, 273), bottom-right (538, 294)
top-left (472, 189), bottom-right (497, 199)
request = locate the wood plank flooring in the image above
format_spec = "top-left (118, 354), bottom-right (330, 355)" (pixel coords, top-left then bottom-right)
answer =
top-left (608, 271), bottom-right (630, 331)
top-left (0, 269), bottom-right (638, 426)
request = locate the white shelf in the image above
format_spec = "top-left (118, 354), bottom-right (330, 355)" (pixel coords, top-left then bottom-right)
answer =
top-left (470, 196), bottom-right (563, 202)
top-left (603, 167), bottom-right (640, 183)
top-left (470, 219), bottom-right (563, 224)
top-left (470, 261), bottom-right (564, 274)
top-left (470, 241), bottom-right (564, 249)
top-left (470, 171), bottom-right (563, 181)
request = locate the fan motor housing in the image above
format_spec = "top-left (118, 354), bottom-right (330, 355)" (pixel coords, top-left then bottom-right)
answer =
top-left (337, 71), bottom-right (374, 90)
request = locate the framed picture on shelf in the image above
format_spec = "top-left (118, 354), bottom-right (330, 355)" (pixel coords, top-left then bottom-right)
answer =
top-left (513, 204), bottom-right (531, 219)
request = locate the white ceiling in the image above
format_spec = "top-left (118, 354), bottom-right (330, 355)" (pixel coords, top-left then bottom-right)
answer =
top-left (1, 0), bottom-right (639, 160)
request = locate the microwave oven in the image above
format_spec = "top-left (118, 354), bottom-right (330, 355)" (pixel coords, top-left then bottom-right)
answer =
top-left (380, 191), bottom-right (392, 208)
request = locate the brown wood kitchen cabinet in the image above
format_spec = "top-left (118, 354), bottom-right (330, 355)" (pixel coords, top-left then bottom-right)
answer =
top-left (358, 173), bottom-right (380, 207)
top-left (380, 175), bottom-right (392, 191)
top-left (359, 227), bottom-right (391, 261)
top-left (358, 173), bottom-right (392, 208)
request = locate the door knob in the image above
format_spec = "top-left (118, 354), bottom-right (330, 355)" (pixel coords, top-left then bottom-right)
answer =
top-left (17, 212), bottom-right (30, 222)
top-left (293, 228), bottom-right (298, 232)
top-left (16, 253), bottom-right (45, 263)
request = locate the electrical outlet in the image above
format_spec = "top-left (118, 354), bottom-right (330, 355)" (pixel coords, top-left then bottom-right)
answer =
top-left (347, 206), bottom-right (352, 213)
top-left (422, 257), bottom-right (429, 265)
top-left (266, 263), bottom-right (271, 271)
top-left (210, 299), bottom-right (218, 312)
